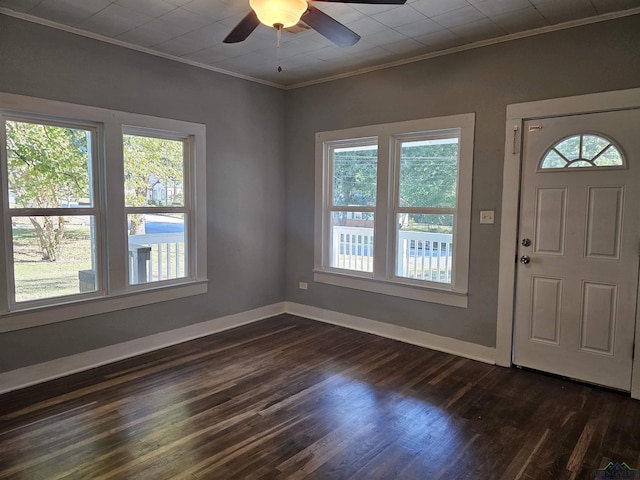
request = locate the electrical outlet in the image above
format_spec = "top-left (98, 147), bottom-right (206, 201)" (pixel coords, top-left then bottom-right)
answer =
top-left (298, 282), bottom-right (308, 290)
top-left (480, 210), bottom-right (495, 224)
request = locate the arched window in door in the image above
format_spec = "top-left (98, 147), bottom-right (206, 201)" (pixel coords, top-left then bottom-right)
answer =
top-left (539, 133), bottom-right (624, 170)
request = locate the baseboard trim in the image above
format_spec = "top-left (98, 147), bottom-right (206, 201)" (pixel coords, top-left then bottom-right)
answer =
top-left (285, 302), bottom-right (496, 365)
top-left (0, 301), bottom-right (498, 395)
top-left (0, 302), bottom-right (286, 395)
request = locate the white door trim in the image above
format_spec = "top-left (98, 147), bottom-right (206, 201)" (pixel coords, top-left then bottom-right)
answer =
top-left (496, 87), bottom-right (640, 399)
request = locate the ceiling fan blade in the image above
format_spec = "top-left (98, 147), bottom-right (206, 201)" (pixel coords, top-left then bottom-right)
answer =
top-left (314, 0), bottom-right (406, 4)
top-left (302, 5), bottom-right (360, 47)
top-left (223, 11), bottom-right (260, 43)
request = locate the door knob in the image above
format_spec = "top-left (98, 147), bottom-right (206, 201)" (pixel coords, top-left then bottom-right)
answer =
top-left (520, 255), bottom-right (530, 264)
top-left (521, 238), bottom-right (531, 247)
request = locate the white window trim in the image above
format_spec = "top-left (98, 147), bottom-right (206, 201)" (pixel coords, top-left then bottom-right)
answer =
top-left (314, 113), bottom-right (475, 308)
top-left (0, 93), bottom-right (207, 333)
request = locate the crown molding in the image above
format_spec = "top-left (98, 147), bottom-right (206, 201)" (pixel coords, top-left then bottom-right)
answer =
top-left (287, 7), bottom-right (640, 89)
top-left (1, 6), bottom-right (638, 91)
top-left (0, 7), bottom-right (285, 90)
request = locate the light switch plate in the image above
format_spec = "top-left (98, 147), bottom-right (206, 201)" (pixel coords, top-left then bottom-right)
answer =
top-left (480, 210), bottom-right (495, 224)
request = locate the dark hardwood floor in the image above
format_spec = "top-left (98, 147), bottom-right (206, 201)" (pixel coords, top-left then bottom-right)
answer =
top-left (1, 314), bottom-right (639, 479)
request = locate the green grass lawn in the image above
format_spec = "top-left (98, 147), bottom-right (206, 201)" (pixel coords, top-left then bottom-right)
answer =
top-left (12, 221), bottom-right (186, 302)
top-left (12, 224), bottom-right (94, 303)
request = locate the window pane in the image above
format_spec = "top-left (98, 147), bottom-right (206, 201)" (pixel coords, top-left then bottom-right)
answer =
top-left (541, 149), bottom-right (567, 169)
top-left (581, 135), bottom-right (610, 160)
top-left (568, 160), bottom-right (593, 168)
top-left (329, 211), bottom-right (374, 273)
top-left (399, 137), bottom-right (458, 208)
top-left (396, 213), bottom-right (453, 283)
top-left (594, 145), bottom-right (623, 166)
top-left (128, 213), bottom-right (187, 284)
top-left (12, 215), bottom-right (97, 302)
top-left (332, 145), bottom-right (377, 207)
top-left (123, 134), bottom-right (185, 208)
top-left (6, 120), bottom-right (93, 209)
top-left (555, 135), bottom-right (580, 160)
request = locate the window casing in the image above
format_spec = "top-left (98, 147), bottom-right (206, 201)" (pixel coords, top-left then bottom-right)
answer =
top-left (0, 93), bottom-right (207, 332)
top-left (314, 114), bottom-right (475, 307)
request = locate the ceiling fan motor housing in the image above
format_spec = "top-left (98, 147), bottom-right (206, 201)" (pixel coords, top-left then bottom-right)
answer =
top-left (225, 0), bottom-right (405, 46)
top-left (249, 0), bottom-right (308, 28)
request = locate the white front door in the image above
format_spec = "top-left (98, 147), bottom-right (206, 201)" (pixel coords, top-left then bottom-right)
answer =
top-left (513, 108), bottom-right (640, 391)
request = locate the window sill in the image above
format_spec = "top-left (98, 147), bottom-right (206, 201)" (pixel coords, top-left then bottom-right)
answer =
top-left (313, 270), bottom-right (468, 308)
top-left (0, 280), bottom-right (208, 333)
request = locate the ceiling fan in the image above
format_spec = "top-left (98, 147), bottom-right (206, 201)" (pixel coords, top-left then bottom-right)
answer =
top-left (223, 0), bottom-right (407, 47)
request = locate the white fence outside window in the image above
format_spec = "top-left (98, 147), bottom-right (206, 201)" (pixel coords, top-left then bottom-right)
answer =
top-left (128, 232), bottom-right (185, 284)
top-left (129, 227), bottom-right (454, 285)
top-left (332, 226), bottom-right (453, 283)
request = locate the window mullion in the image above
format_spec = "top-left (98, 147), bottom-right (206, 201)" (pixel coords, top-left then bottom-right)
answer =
top-left (389, 136), bottom-right (402, 282)
top-left (103, 122), bottom-right (127, 295)
top-left (8, 207), bottom-right (102, 217)
top-left (373, 135), bottom-right (390, 281)
top-left (329, 206), bottom-right (376, 213)
top-left (0, 116), bottom-right (9, 313)
top-left (396, 207), bottom-right (456, 215)
top-left (183, 137), bottom-right (195, 282)
top-left (125, 206), bottom-right (189, 215)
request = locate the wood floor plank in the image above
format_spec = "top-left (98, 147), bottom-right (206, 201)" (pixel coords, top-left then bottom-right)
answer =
top-left (502, 428), bottom-right (551, 480)
top-left (1, 314), bottom-right (639, 479)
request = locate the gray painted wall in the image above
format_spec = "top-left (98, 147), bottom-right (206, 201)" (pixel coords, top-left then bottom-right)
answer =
top-left (1, 13), bottom-right (638, 374)
top-left (284, 15), bottom-right (640, 347)
top-left (0, 14), bottom-right (286, 372)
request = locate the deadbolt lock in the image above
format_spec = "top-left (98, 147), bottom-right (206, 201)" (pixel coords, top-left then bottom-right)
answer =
top-left (521, 238), bottom-right (531, 247)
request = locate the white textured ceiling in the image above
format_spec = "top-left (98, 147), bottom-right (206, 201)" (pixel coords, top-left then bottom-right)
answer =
top-left (1, 0), bottom-right (639, 87)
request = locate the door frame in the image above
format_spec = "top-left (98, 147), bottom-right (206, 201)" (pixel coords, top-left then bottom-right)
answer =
top-left (496, 87), bottom-right (640, 399)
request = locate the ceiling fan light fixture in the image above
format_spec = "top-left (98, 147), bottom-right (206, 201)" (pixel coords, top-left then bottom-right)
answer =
top-left (249, 0), bottom-right (308, 28)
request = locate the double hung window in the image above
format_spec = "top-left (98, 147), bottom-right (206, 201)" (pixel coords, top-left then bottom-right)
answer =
top-left (315, 114), bottom-right (474, 307)
top-left (4, 118), bottom-right (100, 304)
top-left (328, 139), bottom-right (377, 273)
top-left (0, 94), bottom-right (206, 331)
top-left (123, 130), bottom-right (190, 285)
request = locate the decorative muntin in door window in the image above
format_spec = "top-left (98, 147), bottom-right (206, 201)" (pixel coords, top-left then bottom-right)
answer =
top-left (539, 133), bottom-right (625, 170)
